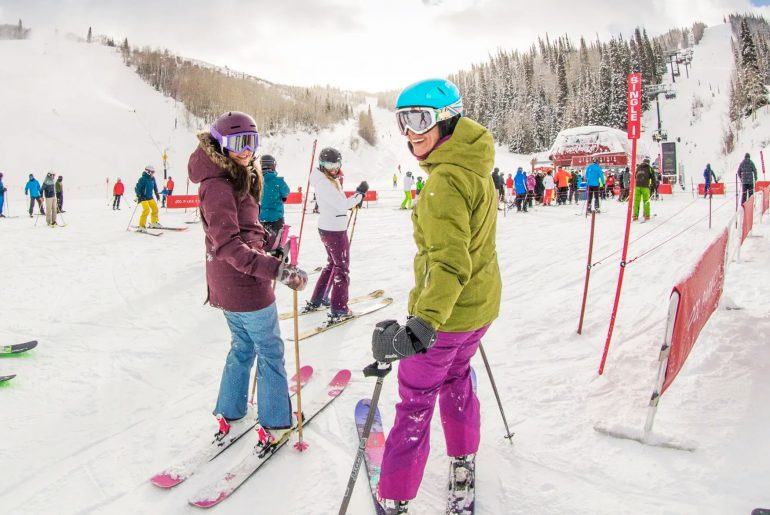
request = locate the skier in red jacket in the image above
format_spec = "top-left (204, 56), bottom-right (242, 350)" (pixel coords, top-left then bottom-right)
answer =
top-left (112, 178), bottom-right (125, 210)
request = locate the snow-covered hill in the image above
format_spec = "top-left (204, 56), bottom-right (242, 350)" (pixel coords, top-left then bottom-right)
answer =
top-left (1, 26), bottom-right (769, 515)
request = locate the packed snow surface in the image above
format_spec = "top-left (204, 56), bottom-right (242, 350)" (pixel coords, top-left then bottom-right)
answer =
top-left (1, 24), bottom-right (769, 515)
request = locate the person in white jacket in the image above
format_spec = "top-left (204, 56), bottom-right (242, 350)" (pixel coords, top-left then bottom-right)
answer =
top-left (542, 171), bottom-right (555, 206)
top-left (401, 171), bottom-right (415, 209)
top-left (304, 147), bottom-right (368, 322)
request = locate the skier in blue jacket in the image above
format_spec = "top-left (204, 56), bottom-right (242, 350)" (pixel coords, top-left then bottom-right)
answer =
top-left (513, 167), bottom-right (528, 212)
top-left (259, 154), bottom-right (291, 250)
top-left (24, 173), bottom-right (44, 217)
top-left (0, 172), bottom-right (6, 217)
top-left (584, 158), bottom-right (606, 214)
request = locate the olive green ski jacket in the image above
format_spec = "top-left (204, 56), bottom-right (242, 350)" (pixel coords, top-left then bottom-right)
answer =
top-left (408, 117), bottom-right (502, 332)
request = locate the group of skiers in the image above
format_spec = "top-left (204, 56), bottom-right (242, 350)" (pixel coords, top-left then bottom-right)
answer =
top-left (185, 78), bottom-right (497, 514)
top-left (0, 172), bottom-right (66, 226)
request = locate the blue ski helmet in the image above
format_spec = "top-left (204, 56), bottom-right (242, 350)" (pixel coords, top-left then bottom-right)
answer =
top-left (396, 79), bottom-right (463, 112)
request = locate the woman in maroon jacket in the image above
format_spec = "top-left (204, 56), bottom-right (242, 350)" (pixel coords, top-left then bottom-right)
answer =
top-left (188, 111), bottom-right (307, 436)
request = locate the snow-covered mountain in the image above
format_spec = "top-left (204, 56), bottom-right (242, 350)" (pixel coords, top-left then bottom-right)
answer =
top-left (1, 26), bottom-right (769, 515)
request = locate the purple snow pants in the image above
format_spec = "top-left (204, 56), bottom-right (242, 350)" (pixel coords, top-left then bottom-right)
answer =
top-left (310, 229), bottom-right (350, 313)
top-left (378, 324), bottom-right (490, 501)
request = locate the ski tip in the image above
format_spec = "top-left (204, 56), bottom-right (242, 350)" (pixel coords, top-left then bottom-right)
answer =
top-left (0, 374), bottom-right (17, 383)
top-left (150, 473), bottom-right (184, 489)
top-left (189, 492), bottom-right (227, 509)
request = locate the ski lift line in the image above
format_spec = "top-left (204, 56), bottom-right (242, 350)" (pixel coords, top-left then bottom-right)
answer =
top-left (626, 197), bottom-right (734, 266)
top-left (589, 196), bottom-right (703, 268)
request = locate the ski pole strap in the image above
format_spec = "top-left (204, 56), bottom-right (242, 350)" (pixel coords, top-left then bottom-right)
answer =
top-left (363, 361), bottom-right (392, 378)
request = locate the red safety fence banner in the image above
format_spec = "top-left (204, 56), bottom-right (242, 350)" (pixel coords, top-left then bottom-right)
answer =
top-left (742, 195), bottom-right (754, 243)
top-left (697, 183), bottom-right (725, 195)
top-left (166, 195), bottom-right (199, 209)
top-left (658, 183), bottom-right (673, 195)
top-left (285, 192), bottom-right (303, 204)
top-left (764, 186), bottom-right (770, 215)
top-left (756, 180), bottom-right (770, 191)
top-left (662, 229), bottom-right (729, 394)
top-left (344, 190), bottom-right (378, 201)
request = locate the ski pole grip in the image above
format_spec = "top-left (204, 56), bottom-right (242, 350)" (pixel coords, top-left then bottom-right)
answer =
top-left (363, 361), bottom-right (392, 378)
top-left (289, 235), bottom-right (299, 266)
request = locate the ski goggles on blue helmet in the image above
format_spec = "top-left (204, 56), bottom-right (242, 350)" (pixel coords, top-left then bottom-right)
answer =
top-left (210, 127), bottom-right (260, 154)
top-left (395, 100), bottom-right (463, 136)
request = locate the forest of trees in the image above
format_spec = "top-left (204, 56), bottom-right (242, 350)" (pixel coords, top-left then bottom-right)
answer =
top-left (115, 41), bottom-right (361, 135)
top-left (728, 14), bottom-right (769, 122)
top-left (357, 105), bottom-right (377, 146)
top-left (0, 20), bottom-right (30, 40)
top-left (448, 26), bottom-right (706, 153)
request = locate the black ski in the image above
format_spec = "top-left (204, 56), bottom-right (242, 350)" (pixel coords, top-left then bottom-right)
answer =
top-left (0, 340), bottom-right (38, 355)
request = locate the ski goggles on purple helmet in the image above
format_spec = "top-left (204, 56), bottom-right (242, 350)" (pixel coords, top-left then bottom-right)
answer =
top-left (395, 100), bottom-right (463, 135)
top-left (210, 127), bottom-right (260, 154)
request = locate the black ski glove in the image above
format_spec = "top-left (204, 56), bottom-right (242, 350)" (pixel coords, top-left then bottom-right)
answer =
top-left (276, 263), bottom-right (308, 291)
top-left (356, 181), bottom-right (369, 195)
top-left (371, 316), bottom-right (436, 363)
top-left (355, 181), bottom-right (369, 208)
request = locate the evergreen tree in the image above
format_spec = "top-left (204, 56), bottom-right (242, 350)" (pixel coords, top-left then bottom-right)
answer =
top-left (739, 18), bottom-right (768, 116)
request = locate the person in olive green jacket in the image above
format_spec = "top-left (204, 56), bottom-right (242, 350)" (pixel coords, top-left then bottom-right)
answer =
top-left (371, 78), bottom-right (502, 510)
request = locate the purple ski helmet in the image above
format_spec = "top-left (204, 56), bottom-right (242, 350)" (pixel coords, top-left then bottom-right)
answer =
top-left (210, 111), bottom-right (259, 154)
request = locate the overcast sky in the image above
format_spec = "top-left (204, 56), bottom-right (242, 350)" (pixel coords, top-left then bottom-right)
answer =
top-left (2, 0), bottom-right (769, 91)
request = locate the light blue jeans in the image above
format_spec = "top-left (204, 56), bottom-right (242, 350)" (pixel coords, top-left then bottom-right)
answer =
top-left (215, 304), bottom-right (291, 428)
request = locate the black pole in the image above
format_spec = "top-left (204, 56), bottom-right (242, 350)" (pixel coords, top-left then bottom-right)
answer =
top-left (478, 343), bottom-right (514, 442)
top-left (338, 362), bottom-right (392, 515)
top-left (655, 94), bottom-right (662, 131)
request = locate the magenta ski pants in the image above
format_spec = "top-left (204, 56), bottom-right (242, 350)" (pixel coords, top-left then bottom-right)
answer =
top-left (310, 229), bottom-right (350, 315)
top-left (378, 324), bottom-right (490, 501)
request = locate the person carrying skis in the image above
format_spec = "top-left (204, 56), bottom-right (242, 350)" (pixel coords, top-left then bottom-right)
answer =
top-left (112, 178), bottom-right (124, 210)
top-left (24, 173), bottom-right (44, 218)
top-left (585, 158), bottom-right (605, 214)
top-left (0, 172), bottom-right (6, 217)
top-left (514, 167), bottom-right (528, 212)
top-left (135, 165), bottom-right (162, 231)
top-left (371, 78), bottom-right (501, 513)
top-left (188, 110), bottom-right (308, 434)
top-left (41, 172), bottom-right (58, 227)
top-left (633, 157), bottom-right (656, 221)
top-left (737, 152), bottom-right (758, 204)
top-left (401, 171), bottom-right (415, 209)
top-left (55, 176), bottom-right (64, 212)
top-left (259, 154), bottom-right (291, 250)
top-left (303, 147), bottom-right (368, 323)
top-left (703, 164), bottom-right (718, 198)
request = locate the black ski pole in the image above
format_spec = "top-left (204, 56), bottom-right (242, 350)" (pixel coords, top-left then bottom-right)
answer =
top-left (338, 361), bottom-right (392, 515)
top-left (478, 343), bottom-right (514, 443)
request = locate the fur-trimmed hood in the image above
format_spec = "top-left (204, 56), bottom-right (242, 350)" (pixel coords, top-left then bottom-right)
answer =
top-left (188, 132), bottom-right (261, 188)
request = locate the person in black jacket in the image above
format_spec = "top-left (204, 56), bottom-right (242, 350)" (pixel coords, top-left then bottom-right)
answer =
top-left (737, 153), bottom-right (758, 204)
top-left (491, 168), bottom-right (504, 205)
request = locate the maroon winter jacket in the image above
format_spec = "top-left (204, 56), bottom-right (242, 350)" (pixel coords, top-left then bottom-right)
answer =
top-left (188, 134), bottom-right (280, 312)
